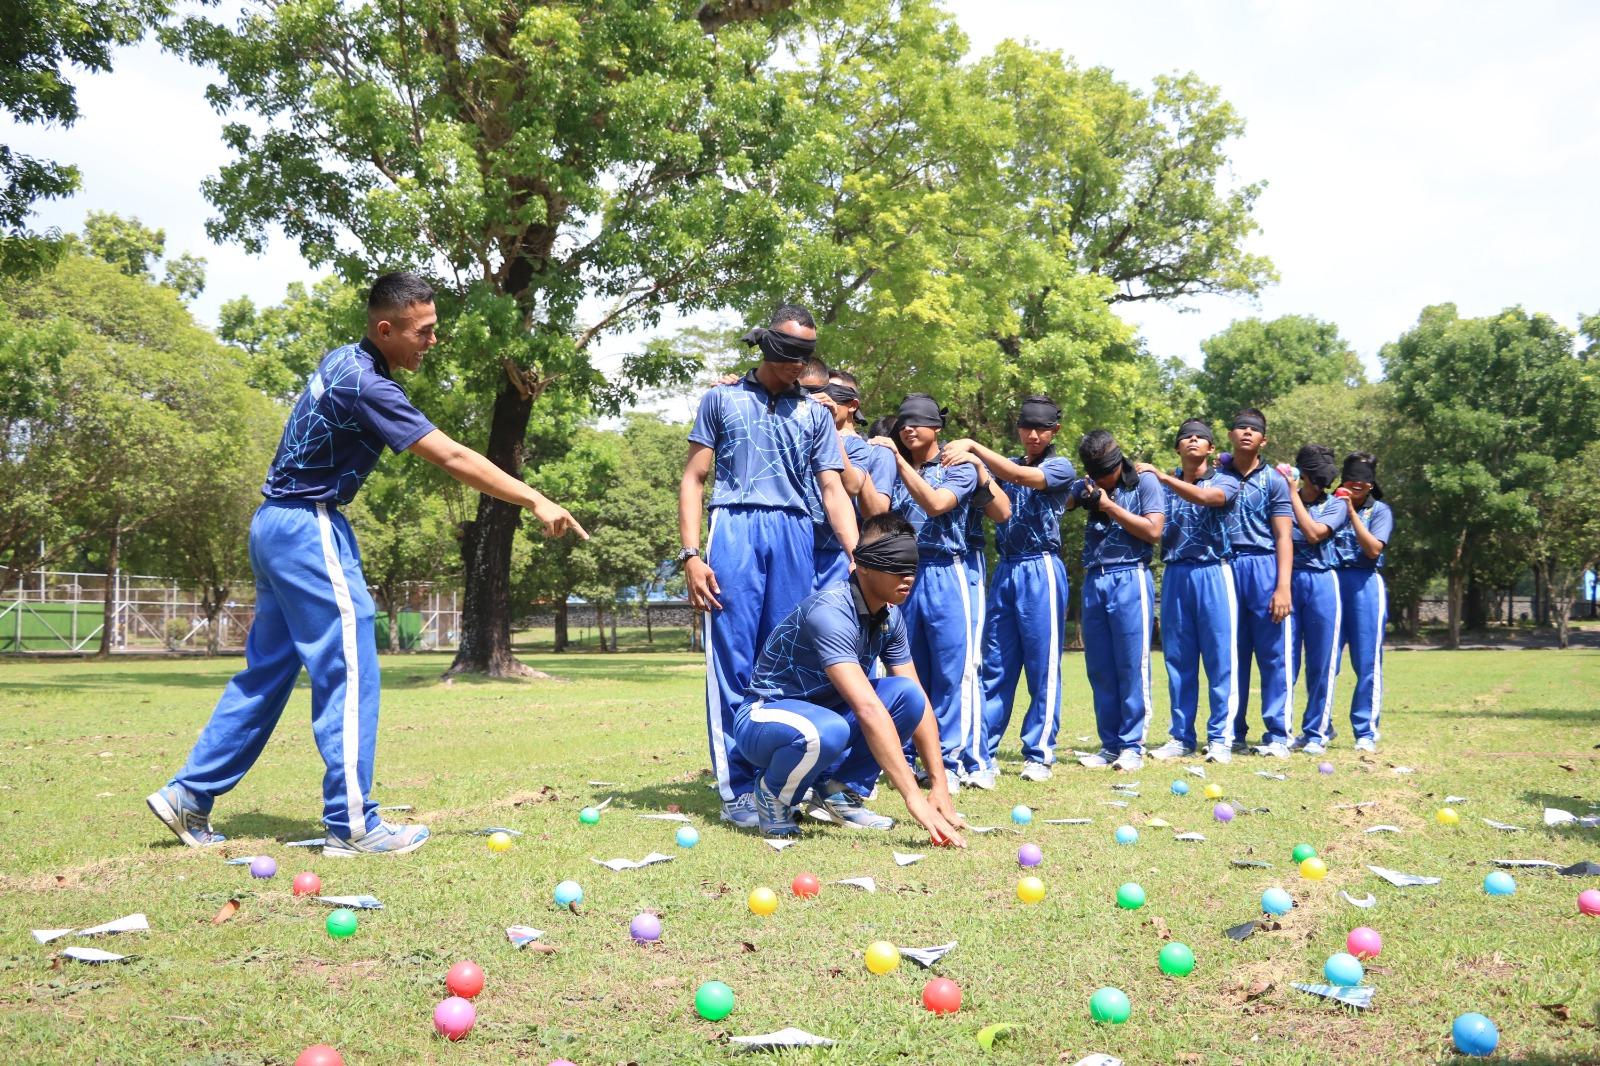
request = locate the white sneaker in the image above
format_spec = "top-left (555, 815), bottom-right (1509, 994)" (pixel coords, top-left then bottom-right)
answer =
top-left (1079, 749), bottom-right (1115, 768)
top-left (1204, 742), bottom-right (1233, 764)
top-left (1020, 761), bottom-right (1054, 782)
top-left (1112, 749), bottom-right (1145, 772)
top-left (1255, 742), bottom-right (1292, 759)
top-left (1148, 740), bottom-right (1194, 761)
top-left (1300, 740), bottom-right (1326, 756)
top-left (964, 768), bottom-right (998, 791)
top-left (1354, 737), bottom-right (1377, 753)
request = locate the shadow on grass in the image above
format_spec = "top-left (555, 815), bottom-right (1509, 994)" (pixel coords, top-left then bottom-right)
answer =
top-left (609, 774), bottom-right (724, 823)
top-left (1465, 705), bottom-right (1600, 724)
top-left (1518, 789), bottom-right (1600, 845)
top-left (0, 668), bottom-right (245, 694)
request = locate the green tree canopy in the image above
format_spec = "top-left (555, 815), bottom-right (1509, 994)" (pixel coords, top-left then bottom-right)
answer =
top-left (1196, 314), bottom-right (1364, 427)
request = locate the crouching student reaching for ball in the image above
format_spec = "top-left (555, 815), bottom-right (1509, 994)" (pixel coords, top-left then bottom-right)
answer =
top-left (732, 513), bottom-right (968, 845)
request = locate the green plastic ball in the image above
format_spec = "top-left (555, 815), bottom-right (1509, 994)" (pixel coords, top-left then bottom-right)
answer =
top-left (1115, 882), bottom-right (1146, 910)
top-left (325, 908), bottom-right (358, 939)
top-left (579, 807), bottom-right (601, 825)
top-left (1291, 843), bottom-right (1317, 864)
top-left (694, 980), bottom-right (735, 1021)
top-left (1089, 986), bottom-right (1131, 1024)
top-left (1158, 942), bottom-right (1196, 977)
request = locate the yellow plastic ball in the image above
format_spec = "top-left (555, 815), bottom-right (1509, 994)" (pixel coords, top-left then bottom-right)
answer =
top-left (1203, 783), bottom-right (1224, 800)
top-left (747, 886), bottom-right (779, 916)
top-left (1299, 856), bottom-right (1328, 881)
top-left (865, 940), bottom-right (900, 975)
top-left (486, 831), bottom-right (514, 853)
top-left (1435, 807), bottom-right (1459, 826)
top-left (1017, 876), bottom-right (1046, 904)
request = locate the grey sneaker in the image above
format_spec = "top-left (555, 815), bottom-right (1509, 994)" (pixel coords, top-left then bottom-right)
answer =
top-left (1300, 740), bottom-right (1326, 756)
top-left (146, 784), bottom-right (226, 847)
top-left (720, 793), bottom-right (759, 828)
top-left (1112, 749), bottom-right (1145, 772)
top-left (1079, 749), bottom-right (1115, 769)
top-left (1019, 760), bottom-right (1054, 782)
top-left (810, 782), bottom-right (894, 831)
top-left (1148, 740), bottom-right (1194, 761)
top-left (1204, 743), bottom-right (1233, 764)
top-left (1231, 741), bottom-right (1250, 755)
top-left (1354, 737), bottom-right (1377, 753)
top-left (752, 779), bottom-right (800, 838)
top-left (1255, 741), bottom-right (1292, 759)
top-left (964, 768), bottom-right (998, 791)
top-left (323, 820), bottom-right (429, 858)
top-left (1288, 736), bottom-right (1309, 751)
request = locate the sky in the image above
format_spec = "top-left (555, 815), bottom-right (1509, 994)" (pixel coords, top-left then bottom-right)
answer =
top-left (6, 0), bottom-right (1599, 390)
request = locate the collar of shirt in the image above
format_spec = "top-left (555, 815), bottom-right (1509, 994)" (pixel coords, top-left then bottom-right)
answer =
top-left (359, 336), bottom-right (394, 380)
top-left (743, 367), bottom-right (805, 412)
top-left (1021, 444), bottom-right (1056, 467)
top-left (849, 574), bottom-right (890, 632)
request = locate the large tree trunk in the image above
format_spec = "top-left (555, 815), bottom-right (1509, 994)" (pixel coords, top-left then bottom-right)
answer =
top-left (1464, 574), bottom-right (1490, 632)
top-left (96, 518), bottom-right (120, 659)
top-left (1446, 567), bottom-right (1464, 649)
top-left (1534, 563), bottom-right (1550, 626)
top-left (554, 598), bottom-right (569, 652)
top-left (445, 380), bottom-right (541, 678)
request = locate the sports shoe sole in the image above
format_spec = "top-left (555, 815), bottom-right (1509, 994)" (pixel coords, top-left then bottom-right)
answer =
top-left (323, 833), bottom-right (430, 858)
top-left (146, 789), bottom-right (201, 848)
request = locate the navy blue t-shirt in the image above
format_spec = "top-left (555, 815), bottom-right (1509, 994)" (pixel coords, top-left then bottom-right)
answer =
top-left (1333, 498), bottom-right (1393, 570)
top-left (262, 338), bottom-right (436, 505)
top-left (995, 451), bottom-right (1076, 557)
top-left (1225, 460), bottom-right (1294, 556)
top-left (892, 450), bottom-right (978, 558)
top-left (1161, 468), bottom-right (1239, 565)
top-left (689, 371), bottom-right (843, 516)
top-left (1291, 495), bottom-right (1351, 572)
top-left (1081, 470), bottom-right (1164, 571)
top-left (743, 581), bottom-right (914, 710)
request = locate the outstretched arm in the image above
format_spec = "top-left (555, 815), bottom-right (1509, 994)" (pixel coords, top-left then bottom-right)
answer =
top-left (943, 438), bottom-right (1049, 490)
top-left (410, 429), bottom-right (587, 539)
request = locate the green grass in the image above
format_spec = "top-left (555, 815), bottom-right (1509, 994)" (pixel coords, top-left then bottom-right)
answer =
top-left (1, 649), bottom-right (1597, 1065)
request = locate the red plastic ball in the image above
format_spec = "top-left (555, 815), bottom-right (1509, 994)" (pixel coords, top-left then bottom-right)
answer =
top-left (446, 960), bottom-right (485, 999)
top-left (922, 977), bottom-right (962, 1014)
top-left (292, 871), bottom-right (322, 897)
top-left (791, 872), bottom-right (821, 898)
top-left (294, 1046), bottom-right (344, 1066)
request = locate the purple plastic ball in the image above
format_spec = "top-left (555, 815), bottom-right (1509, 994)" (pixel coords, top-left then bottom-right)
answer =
top-left (1018, 843), bottom-right (1043, 868)
top-left (1318, 761), bottom-right (1335, 775)
top-left (1213, 802), bottom-right (1235, 823)
top-left (249, 855), bottom-right (277, 879)
top-left (629, 913), bottom-right (662, 943)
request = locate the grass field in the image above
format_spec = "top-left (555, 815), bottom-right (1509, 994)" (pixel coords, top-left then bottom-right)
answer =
top-left (2, 648), bottom-right (1597, 1065)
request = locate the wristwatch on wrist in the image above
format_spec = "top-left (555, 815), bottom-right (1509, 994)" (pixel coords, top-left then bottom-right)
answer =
top-left (676, 547), bottom-right (700, 570)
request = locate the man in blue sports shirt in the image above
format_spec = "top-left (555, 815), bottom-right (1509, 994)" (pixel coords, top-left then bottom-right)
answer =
top-left (1136, 419), bottom-right (1241, 764)
top-left (679, 306), bottom-right (859, 828)
top-left (1068, 430), bottom-right (1165, 772)
top-left (147, 273), bottom-right (586, 855)
top-left (943, 396), bottom-right (1076, 785)
top-left (805, 365), bottom-right (894, 590)
top-left (1332, 451), bottom-right (1393, 752)
top-left (734, 514), bottom-right (967, 845)
top-left (1283, 445), bottom-right (1350, 755)
top-left (1221, 408), bottom-right (1295, 759)
top-left (952, 443), bottom-right (1012, 789)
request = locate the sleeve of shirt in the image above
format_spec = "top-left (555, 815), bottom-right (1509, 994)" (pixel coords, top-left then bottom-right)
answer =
top-left (809, 408), bottom-right (845, 474)
top-left (1039, 455), bottom-right (1076, 492)
top-left (1367, 502), bottom-right (1394, 543)
top-left (842, 434), bottom-right (871, 468)
top-left (865, 443), bottom-right (898, 493)
top-left (1319, 497), bottom-right (1351, 534)
top-left (1136, 471), bottom-right (1165, 515)
top-left (1268, 474), bottom-right (1294, 517)
top-left (942, 461), bottom-right (978, 503)
top-left (882, 609), bottom-right (913, 668)
top-left (1208, 470), bottom-right (1241, 506)
top-left (687, 389), bottom-right (720, 449)
top-left (352, 374), bottom-right (436, 453)
top-left (801, 602), bottom-right (861, 669)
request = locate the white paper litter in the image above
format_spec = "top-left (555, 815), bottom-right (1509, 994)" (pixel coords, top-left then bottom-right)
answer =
top-left (967, 826), bottom-right (1000, 834)
top-left (1110, 781), bottom-right (1141, 790)
top-left (61, 946), bottom-right (131, 964)
top-left (33, 913), bottom-right (148, 944)
top-left (505, 925), bottom-right (544, 948)
top-left (893, 852), bottom-right (924, 866)
top-left (1070, 1056), bottom-right (1123, 1066)
top-left (832, 877), bottom-right (876, 892)
top-left (1492, 859), bottom-right (1559, 868)
top-left (764, 839), bottom-right (797, 851)
top-left (476, 826), bottom-right (523, 836)
top-left (1445, 795), bottom-right (1467, 804)
top-left (1483, 819), bottom-right (1525, 832)
top-left (899, 940), bottom-right (957, 968)
top-left (1174, 832), bottom-right (1206, 842)
top-left (285, 838), bottom-right (324, 847)
top-left (314, 894), bottom-right (384, 909)
top-left (1391, 766), bottom-right (1415, 774)
top-left (223, 856), bottom-right (261, 866)
top-left (1186, 766), bottom-right (1207, 777)
top-left (1254, 771), bottom-right (1288, 780)
top-left (32, 928), bottom-right (72, 944)
top-left (1364, 825), bottom-right (1402, 834)
top-left (1147, 817), bottom-right (1170, 828)
top-left (376, 804), bottom-right (413, 812)
top-left (595, 796), bottom-right (615, 810)
top-left (591, 853), bottom-right (674, 872)
top-left (638, 812), bottom-right (691, 823)
top-left (1293, 982), bottom-right (1374, 1009)
top-left (1340, 891), bottom-right (1377, 909)
top-left (1110, 791), bottom-right (1140, 798)
top-left (1332, 801), bottom-right (1376, 810)
top-left (1544, 807), bottom-right (1600, 828)
top-left (729, 1027), bottom-right (834, 1050)
top-left (587, 780), bottom-right (616, 787)
top-left (1367, 865), bottom-right (1440, 887)
top-left (1043, 818), bottom-right (1093, 825)
top-left (1103, 800), bottom-right (1130, 808)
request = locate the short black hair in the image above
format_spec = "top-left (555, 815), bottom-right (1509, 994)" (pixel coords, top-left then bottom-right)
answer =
top-left (866, 416), bottom-right (897, 439)
top-left (1345, 449), bottom-right (1377, 467)
top-left (368, 272), bottom-right (434, 316)
top-left (771, 303), bottom-right (815, 330)
top-left (1078, 428), bottom-right (1118, 466)
top-left (800, 356), bottom-right (830, 382)
top-left (1233, 407), bottom-right (1267, 430)
top-left (830, 368), bottom-right (859, 388)
top-left (860, 511), bottom-right (914, 546)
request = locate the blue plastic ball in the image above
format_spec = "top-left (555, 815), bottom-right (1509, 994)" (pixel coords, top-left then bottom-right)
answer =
top-left (676, 826), bottom-right (700, 848)
top-left (1483, 871), bottom-right (1515, 896)
top-left (1261, 887), bottom-right (1293, 916)
top-left (553, 880), bottom-right (584, 906)
top-left (1323, 952), bottom-right (1364, 986)
top-left (1011, 805), bottom-right (1033, 826)
top-left (1114, 825), bottom-right (1138, 845)
top-left (1171, 780), bottom-right (1189, 796)
top-left (1452, 1012), bottom-right (1499, 1057)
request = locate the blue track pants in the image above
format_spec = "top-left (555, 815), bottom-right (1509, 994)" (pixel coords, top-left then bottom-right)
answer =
top-left (1336, 569), bottom-right (1387, 742)
top-left (1290, 569), bottom-right (1342, 745)
top-left (171, 501), bottom-right (380, 838)
top-left (901, 555), bottom-right (983, 776)
top-left (1229, 552), bottom-right (1293, 747)
top-left (962, 548), bottom-right (992, 772)
top-left (1081, 566), bottom-right (1155, 755)
top-left (1159, 561), bottom-right (1238, 750)
top-left (981, 554), bottom-right (1068, 765)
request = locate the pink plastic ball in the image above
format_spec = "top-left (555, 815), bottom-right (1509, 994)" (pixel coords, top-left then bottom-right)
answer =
top-left (1347, 926), bottom-right (1383, 960)
top-left (549, 1061), bottom-right (577, 1066)
top-left (433, 996), bottom-right (476, 1041)
top-left (294, 1046), bottom-right (344, 1066)
top-left (1579, 889), bottom-right (1600, 916)
top-left (1213, 802), bottom-right (1235, 823)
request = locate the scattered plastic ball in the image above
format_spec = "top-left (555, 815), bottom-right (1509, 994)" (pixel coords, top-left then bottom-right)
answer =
top-left (549, 1061), bottom-right (577, 1066)
top-left (249, 855), bottom-right (277, 879)
top-left (1213, 802), bottom-right (1235, 823)
top-left (446, 960), bottom-right (484, 999)
top-left (292, 871), bottom-right (321, 897)
top-left (1452, 1012), bottom-right (1499, 1057)
top-left (1291, 843), bottom-right (1317, 863)
top-left (487, 831), bottom-right (514, 853)
top-left (1089, 986), bottom-right (1131, 1024)
top-left (1435, 807), bottom-right (1460, 826)
top-left (748, 886), bottom-right (779, 916)
top-left (1203, 783), bottom-right (1224, 800)
top-left (865, 940), bottom-right (900, 975)
top-left (922, 977), bottom-right (962, 1014)
top-left (1579, 889), bottom-right (1600, 916)
top-left (1347, 926), bottom-right (1382, 960)
top-left (432, 996), bottom-right (476, 1041)
top-left (294, 1046), bottom-right (344, 1066)
top-left (579, 807), bottom-right (601, 826)
top-left (553, 880), bottom-right (583, 906)
top-left (676, 826), bottom-right (699, 848)
top-left (1017, 876), bottom-right (1046, 904)
top-left (1011, 805), bottom-right (1033, 826)
top-left (1323, 952), bottom-right (1364, 986)
top-left (1483, 871), bottom-right (1516, 896)
top-left (1318, 761), bottom-right (1335, 775)
top-left (630, 913), bottom-right (663, 943)
top-left (1299, 856), bottom-right (1327, 881)
top-left (791, 872), bottom-right (820, 898)
top-left (1171, 779), bottom-right (1189, 796)
top-left (1114, 825), bottom-right (1138, 845)
top-left (694, 980), bottom-right (735, 1021)
top-left (1158, 942), bottom-right (1195, 977)
top-left (1116, 882), bottom-right (1146, 910)
top-left (1261, 887), bottom-right (1293, 916)
top-left (325, 908), bottom-right (358, 939)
